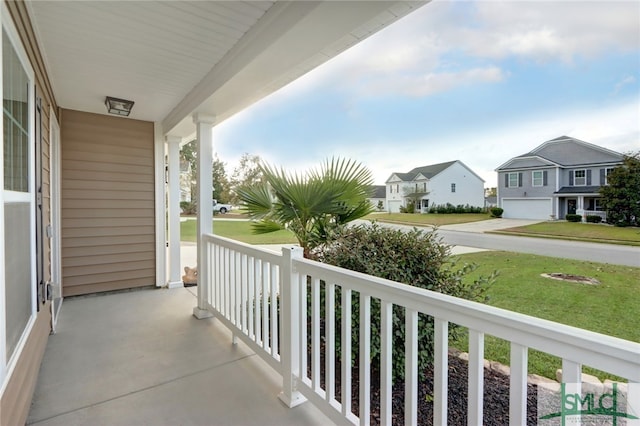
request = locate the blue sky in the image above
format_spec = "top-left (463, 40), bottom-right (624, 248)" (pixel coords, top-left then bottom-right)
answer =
top-left (213, 0), bottom-right (640, 187)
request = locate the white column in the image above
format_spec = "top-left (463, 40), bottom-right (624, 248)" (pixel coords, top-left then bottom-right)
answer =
top-left (166, 135), bottom-right (183, 289)
top-left (193, 113), bottom-right (215, 319)
top-left (153, 122), bottom-right (167, 287)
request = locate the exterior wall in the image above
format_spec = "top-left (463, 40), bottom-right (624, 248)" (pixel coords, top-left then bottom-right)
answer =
top-left (428, 162), bottom-right (484, 207)
top-left (1, 2), bottom-right (57, 424)
top-left (558, 166), bottom-right (615, 187)
top-left (60, 109), bottom-right (156, 296)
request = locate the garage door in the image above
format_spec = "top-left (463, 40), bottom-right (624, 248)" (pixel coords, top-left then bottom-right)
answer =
top-left (388, 200), bottom-right (402, 213)
top-left (502, 199), bottom-right (552, 220)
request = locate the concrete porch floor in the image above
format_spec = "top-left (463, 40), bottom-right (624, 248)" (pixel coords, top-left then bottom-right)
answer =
top-left (27, 287), bottom-right (332, 425)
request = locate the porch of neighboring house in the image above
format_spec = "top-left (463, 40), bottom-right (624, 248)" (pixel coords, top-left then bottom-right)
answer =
top-left (27, 286), bottom-right (331, 426)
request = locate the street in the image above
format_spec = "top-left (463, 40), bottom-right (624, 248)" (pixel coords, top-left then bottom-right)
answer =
top-left (359, 220), bottom-right (640, 268)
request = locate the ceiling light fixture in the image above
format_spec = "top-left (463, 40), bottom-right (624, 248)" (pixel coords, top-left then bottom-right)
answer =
top-left (105, 96), bottom-right (134, 117)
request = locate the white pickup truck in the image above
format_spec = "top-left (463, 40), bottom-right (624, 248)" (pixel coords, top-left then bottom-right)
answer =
top-left (212, 199), bottom-right (232, 214)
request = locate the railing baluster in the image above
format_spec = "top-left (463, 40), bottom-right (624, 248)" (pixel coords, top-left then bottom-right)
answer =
top-left (262, 261), bottom-right (269, 352)
top-left (510, 342), bottom-right (528, 426)
top-left (381, 301), bottom-right (393, 425)
top-left (247, 256), bottom-right (254, 338)
top-left (468, 330), bottom-right (485, 426)
top-left (360, 293), bottom-right (371, 426)
top-left (342, 288), bottom-right (352, 418)
top-left (405, 309), bottom-right (418, 426)
top-left (271, 264), bottom-right (279, 357)
top-left (326, 282), bottom-right (336, 403)
top-left (234, 251), bottom-right (241, 326)
top-left (434, 318), bottom-right (448, 426)
top-left (562, 359), bottom-right (582, 426)
top-left (224, 247), bottom-right (229, 318)
top-left (312, 277), bottom-right (321, 392)
top-left (241, 254), bottom-right (248, 333)
top-left (254, 259), bottom-right (261, 345)
top-left (300, 273), bottom-right (308, 383)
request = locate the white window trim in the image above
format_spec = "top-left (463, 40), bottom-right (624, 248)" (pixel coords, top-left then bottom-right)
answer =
top-left (508, 172), bottom-right (519, 188)
top-left (573, 169), bottom-right (587, 186)
top-left (1, 3), bottom-right (37, 379)
top-left (604, 168), bottom-right (614, 186)
top-left (532, 171), bottom-right (544, 187)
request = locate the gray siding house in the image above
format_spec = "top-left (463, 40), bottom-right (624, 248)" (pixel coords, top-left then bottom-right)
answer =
top-left (495, 136), bottom-right (624, 220)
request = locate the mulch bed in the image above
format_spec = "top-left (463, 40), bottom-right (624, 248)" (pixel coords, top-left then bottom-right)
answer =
top-left (310, 354), bottom-right (539, 425)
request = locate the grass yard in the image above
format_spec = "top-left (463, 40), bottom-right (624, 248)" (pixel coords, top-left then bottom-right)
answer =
top-left (452, 251), bottom-right (639, 381)
top-left (180, 218), bottom-right (297, 244)
top-left (365, 212), bottom-right (491, 226)
top-left (494, 221), bottom-right (640, 246)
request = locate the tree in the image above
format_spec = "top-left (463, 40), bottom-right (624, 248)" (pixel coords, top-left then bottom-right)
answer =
top-left (212, 156), bottom-right (231, 202)
top-left (180, 140), bottom-right (231, 204)
top-left (179, 140), bottom-right (197, 200)
top-left (600, 151), bottom-right (640, 227)
top-left (237, 157), bottom-right (374, 257)
top-left (229, 153), bottom-right (265, 204)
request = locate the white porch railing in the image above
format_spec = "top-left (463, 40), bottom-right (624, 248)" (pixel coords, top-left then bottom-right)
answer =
top-left (583, 210), bottom-right (607, 222)
top-left (201, 234), bottom-right (639, 425)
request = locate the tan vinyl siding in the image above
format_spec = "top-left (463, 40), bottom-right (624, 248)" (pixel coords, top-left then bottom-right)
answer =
top-left (61, 109), bottom-right (155, 296)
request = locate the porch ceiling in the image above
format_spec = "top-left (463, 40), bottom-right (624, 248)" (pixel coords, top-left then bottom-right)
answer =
top-left (26, 1), bottom-right (427, 139)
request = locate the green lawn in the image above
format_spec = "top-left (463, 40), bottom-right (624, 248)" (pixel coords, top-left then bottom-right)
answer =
top-left (494, 221), bottom-right (640, 246)
top-left (453, 251), bottom-right (639, 381)
top-left (182, 218), bottom-right (638, 381)
top-left (180, 219), bottom-right (297, 244)
top-left (365, 212), bottom-right (491, 226)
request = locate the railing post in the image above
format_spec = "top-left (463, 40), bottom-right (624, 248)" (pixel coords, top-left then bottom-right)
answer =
top-left (279, 246), bottom-right (307, 408)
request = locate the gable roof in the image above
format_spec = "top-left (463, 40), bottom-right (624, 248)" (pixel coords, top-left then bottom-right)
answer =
top-left (369, 185), bottom-right (386, 199)
top-left (386, 161), bottom-right (457, 183)
top-left (496, 136), bottom-right (624, 171)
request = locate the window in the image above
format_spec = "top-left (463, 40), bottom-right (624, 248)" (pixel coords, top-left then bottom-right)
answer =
top-left (423, 182), bottom-right (427, 192)
top-left (389, 185), bottom-right (392, 194)
top-left (604, 168), bottom-right (615, 185)
top-left (507, 172), bottom-right (520, 188)
top-left (3, 30), bottom-right (30, 192)
top-left (573, 170), bottom-right (586, 186)
top-left (3, 22), bottom-right (35, 363)
top-left (451, 183), bottom-right (456, 193)
top-left (594, 199), bottom-right (604, 211)
top-left (532, 170), bottom-right (547, 187)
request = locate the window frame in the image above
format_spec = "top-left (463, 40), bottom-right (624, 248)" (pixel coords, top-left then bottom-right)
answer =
top-left (604, 168), bottom-right (615, 185)
top-left (1, 6), bottom-right (37, 373)
top-left (573, 169), bottom-right (587, 186)
top-left (451, 183), bottom-right (456, 193)
top-left (532, 171), bottom-right (544, 187)
top-left (507, 172), bottom-right (519, 188)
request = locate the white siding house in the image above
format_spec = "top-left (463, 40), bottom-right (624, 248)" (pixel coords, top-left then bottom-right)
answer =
top-left (385, 161), bottom-right (485, 213)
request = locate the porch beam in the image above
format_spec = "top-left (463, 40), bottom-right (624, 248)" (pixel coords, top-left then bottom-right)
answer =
top-left (192, 113), bottom-right (215, 319)
top-left (166, 135), bottom-right (183, 289)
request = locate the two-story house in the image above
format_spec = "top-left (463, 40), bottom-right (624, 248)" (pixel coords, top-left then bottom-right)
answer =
top-left (385, 160), bottom-right (485, 213)
top-left (495, 136), bottom-right (624, 220)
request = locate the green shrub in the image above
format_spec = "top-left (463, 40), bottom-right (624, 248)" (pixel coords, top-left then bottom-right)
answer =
top-left (490, 207), bottom-right (503, 218)
top-left (565, 214), bottom-right (582, 222)
top-left (313, 223), bottom-right (496, 382)
top-left (180, 201), bottom-right (197, 215)
top-left (400, 203), bottom-right (415, 214)
top-left (585, 215), bottom-right (603, 223)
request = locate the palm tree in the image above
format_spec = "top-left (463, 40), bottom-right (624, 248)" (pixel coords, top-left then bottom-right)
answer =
top-left (236, 158), bottom-right (374, 257)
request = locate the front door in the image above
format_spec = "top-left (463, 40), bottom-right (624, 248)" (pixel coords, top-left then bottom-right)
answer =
top-left (567, 199), bottom-right (577, 215)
